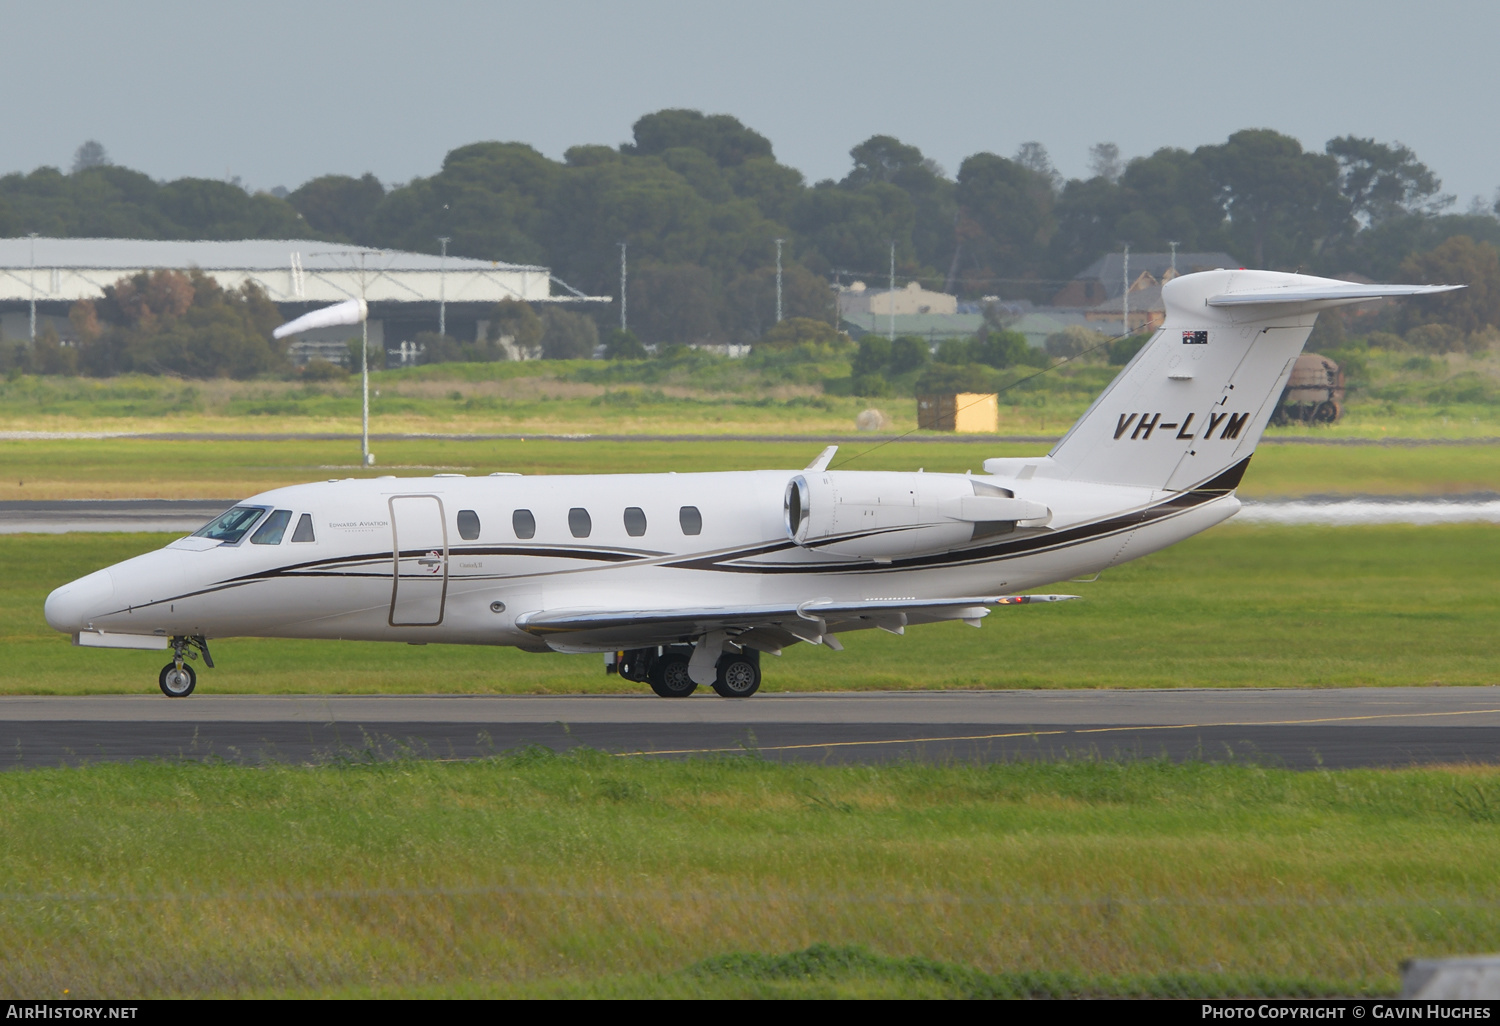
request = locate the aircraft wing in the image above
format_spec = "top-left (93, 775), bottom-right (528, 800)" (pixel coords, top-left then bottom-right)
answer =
top-left (516, 594), bottom-right (1078, 654)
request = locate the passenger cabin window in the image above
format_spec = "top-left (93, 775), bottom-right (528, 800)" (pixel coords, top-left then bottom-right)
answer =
top-left (679, 505), bottom-right (702, 536)
top-left (291, 513), bottom-right (316, 543)
top-left (623, 507), bottom-right (647, 537)
top-left (250, 509), bottom-right (292, 545)
top-left (193, 506), bottom-right (266, 544)
top-left (512, 509), bottom-right (536, 540)
top-left (569, 508), bottom-right (592, 538)
top-left (457, 509), bottom-right (480, 541)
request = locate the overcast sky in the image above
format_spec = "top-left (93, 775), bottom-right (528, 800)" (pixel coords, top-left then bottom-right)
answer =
top-left (9, 0), bottom-right (1497, 208)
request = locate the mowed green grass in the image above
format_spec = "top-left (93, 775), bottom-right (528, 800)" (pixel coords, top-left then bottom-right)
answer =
top-left (4, 435), bottom-right (1500, 500)
top-left (4, 523), bottom-right (1496, 695)
top-left (2, 755), bottom-right (1496, 997)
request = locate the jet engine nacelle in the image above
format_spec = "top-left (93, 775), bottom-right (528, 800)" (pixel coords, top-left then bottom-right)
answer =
top-left (784, 471), bottom-right (1050, 560)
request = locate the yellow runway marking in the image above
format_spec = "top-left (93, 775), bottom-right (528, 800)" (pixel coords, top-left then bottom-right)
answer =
top-left (612, 708), bottom-right (1500, 758)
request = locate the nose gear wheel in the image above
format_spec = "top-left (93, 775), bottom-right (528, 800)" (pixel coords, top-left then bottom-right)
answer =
top-left (159, 662), bottom-right (197, 697)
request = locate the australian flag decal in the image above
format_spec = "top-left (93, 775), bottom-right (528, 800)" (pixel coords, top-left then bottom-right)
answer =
top-left (1182, 330), bottom-right (1208, 345)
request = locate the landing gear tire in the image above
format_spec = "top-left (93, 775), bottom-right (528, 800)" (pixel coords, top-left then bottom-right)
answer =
top-left (159, 662), bottom-right (197, 698)
top-left (648, 653), bottom-right (697, 698)
top-left (712, 653), bottom-right (761, 698)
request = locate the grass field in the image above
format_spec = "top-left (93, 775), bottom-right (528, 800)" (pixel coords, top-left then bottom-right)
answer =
top-left (2, 754), bottom-right (1495, 997)
top-left (3, 435), bottom-right (1500, 501)
top-left (2, 360), bottom-right (1499, 439)
top-left (5, 523), bottom-right (1496, 695)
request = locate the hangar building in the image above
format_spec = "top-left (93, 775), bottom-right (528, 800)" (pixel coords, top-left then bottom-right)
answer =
top-left (0, 238), bottom-right (608, 362)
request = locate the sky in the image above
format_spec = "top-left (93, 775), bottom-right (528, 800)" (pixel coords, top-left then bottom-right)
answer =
top-left (8, 0), bottom-right (1498, 209)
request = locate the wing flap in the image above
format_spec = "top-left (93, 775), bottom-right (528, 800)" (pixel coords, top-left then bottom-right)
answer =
top-left (516, 594), bottom-right (1079, 650)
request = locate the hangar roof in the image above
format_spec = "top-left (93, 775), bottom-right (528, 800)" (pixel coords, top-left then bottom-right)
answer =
top-left (0, 237), bottom-right (544, 272)
top-left (0, 237), bottom-right (607, 306)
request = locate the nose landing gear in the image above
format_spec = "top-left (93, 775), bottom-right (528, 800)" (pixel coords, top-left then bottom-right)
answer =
top-left (158, 635), bottom-right (213, 698)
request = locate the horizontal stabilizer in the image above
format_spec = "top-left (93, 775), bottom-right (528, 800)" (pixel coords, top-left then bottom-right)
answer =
top-left (1207, 282), bottom-right (1462, 307)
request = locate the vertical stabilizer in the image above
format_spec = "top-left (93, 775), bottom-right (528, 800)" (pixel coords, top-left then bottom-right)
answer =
top-left (1043, 270), bottom-right (1460, 491)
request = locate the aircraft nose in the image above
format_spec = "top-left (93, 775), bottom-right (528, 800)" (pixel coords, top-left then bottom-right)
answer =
top-left (45, 569), bottom-right (116, 633)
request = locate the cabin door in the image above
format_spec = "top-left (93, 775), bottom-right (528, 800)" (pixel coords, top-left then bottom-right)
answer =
top-left (389, 495), bottom-right (448, 626)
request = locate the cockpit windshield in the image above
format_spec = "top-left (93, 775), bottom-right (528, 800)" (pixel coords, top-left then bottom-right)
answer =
top-left (193, 506), bottom-right (267, 544)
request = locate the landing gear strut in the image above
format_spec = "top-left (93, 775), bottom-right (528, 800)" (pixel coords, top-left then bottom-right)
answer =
top-left (158, 635), bottom-right (213, 698)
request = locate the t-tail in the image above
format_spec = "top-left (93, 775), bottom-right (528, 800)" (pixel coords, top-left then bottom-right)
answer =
top-left (1041, 270), bottom-right (1461, 492)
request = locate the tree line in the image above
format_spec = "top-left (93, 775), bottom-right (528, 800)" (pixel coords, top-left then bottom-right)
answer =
top-left (2, 111), bottom-right (1499, 354)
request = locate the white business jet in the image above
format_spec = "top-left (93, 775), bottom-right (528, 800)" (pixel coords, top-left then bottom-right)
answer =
top-left (44, 270), bottom-right (1458, 698)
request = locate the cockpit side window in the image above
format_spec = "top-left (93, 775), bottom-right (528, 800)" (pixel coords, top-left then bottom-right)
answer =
top-left (291, 513), bottom-right (316, 543)
top-left (193, 506), bottom-right (267, 544)
top-left (250, 509), bottom-right (293, 545)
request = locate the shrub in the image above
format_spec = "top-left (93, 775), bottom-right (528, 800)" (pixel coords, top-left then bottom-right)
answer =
top-left (300, 357), bottom-right (347, 381)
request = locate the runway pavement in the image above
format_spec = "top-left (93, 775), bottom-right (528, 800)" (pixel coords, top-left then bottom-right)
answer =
top-left (3, 688), bottom-right (1498, 770)
top-left (0, 499), bottom-right (232, 534)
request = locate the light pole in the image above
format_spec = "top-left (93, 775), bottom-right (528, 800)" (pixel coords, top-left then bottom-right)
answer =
top-left (359, 252), bottom-right (373, 466)
top-left (774, 238), bottom-right (784, 323)
top-left (1168, 240), bottom-right (1179, 275)
top-left (437, 236), bottom-right (450, 337)
top-left (28, 233), bottom-right (37, 342)
top-left (618, 242), bottom-right (628, 333)
top-left (1122, 243), bottom-right (1130, 337)
top-left (888, 240), bottom-right (896, 342)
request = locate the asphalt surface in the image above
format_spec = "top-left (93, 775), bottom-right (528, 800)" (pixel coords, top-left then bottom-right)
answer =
top-left (0, 499), bottom-right (233, 534)
top-left (4, 688), bottom-right (1498, 770)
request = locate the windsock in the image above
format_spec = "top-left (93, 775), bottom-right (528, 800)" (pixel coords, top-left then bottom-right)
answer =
top-left (272, 298), bottom-right (368, 339)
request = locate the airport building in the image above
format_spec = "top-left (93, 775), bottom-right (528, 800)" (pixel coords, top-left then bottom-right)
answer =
top-left (0, 237), bottom-right (609, 363)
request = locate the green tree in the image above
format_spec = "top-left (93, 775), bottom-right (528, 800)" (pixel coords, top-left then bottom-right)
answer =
top-left (32, 325), bottom-right (77, 375)
top-left (288, 173), bottom-right (385, 241)
top-left (1045, 325), bottom-right (1109, 360)
top-left (841, 136), bottom-right (956, 279)
top-left (369, 142), bottom-right (558, 264)
top-left (81, 269), bottom-right (285, 378)
top-left (954, 153), bottom-right (1055, 284)
top-left (488, 298), bottom-right (542, 354)
top-left (1198, 129), bottom-right (1348, 267)
top-left (852, 337), bottom-right (892, 378)
top-left (1326, 136), bottom-right (1447, 225)
top-left (623, 109), bottom-right (774, 167)
top-left (604, 329), bottom-right (647, 359)
top-left (1399, 236), bottom-right (1500, 335)
top-left (973, 328), bottom-right (1044, 368)
top-left (757, 317), bottom-right (847, 349)
top-left (627, 264), bottom-right (720, 345)
top-left (725, 264), bottom-right (833, 341)
top-left (539, 308), bottom-right (599, 359)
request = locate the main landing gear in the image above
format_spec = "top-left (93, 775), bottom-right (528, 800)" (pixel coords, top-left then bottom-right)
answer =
top-left (158, 635), bottom-right (213, 698)
top-left (615, 646), bottom-right (762, 699)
